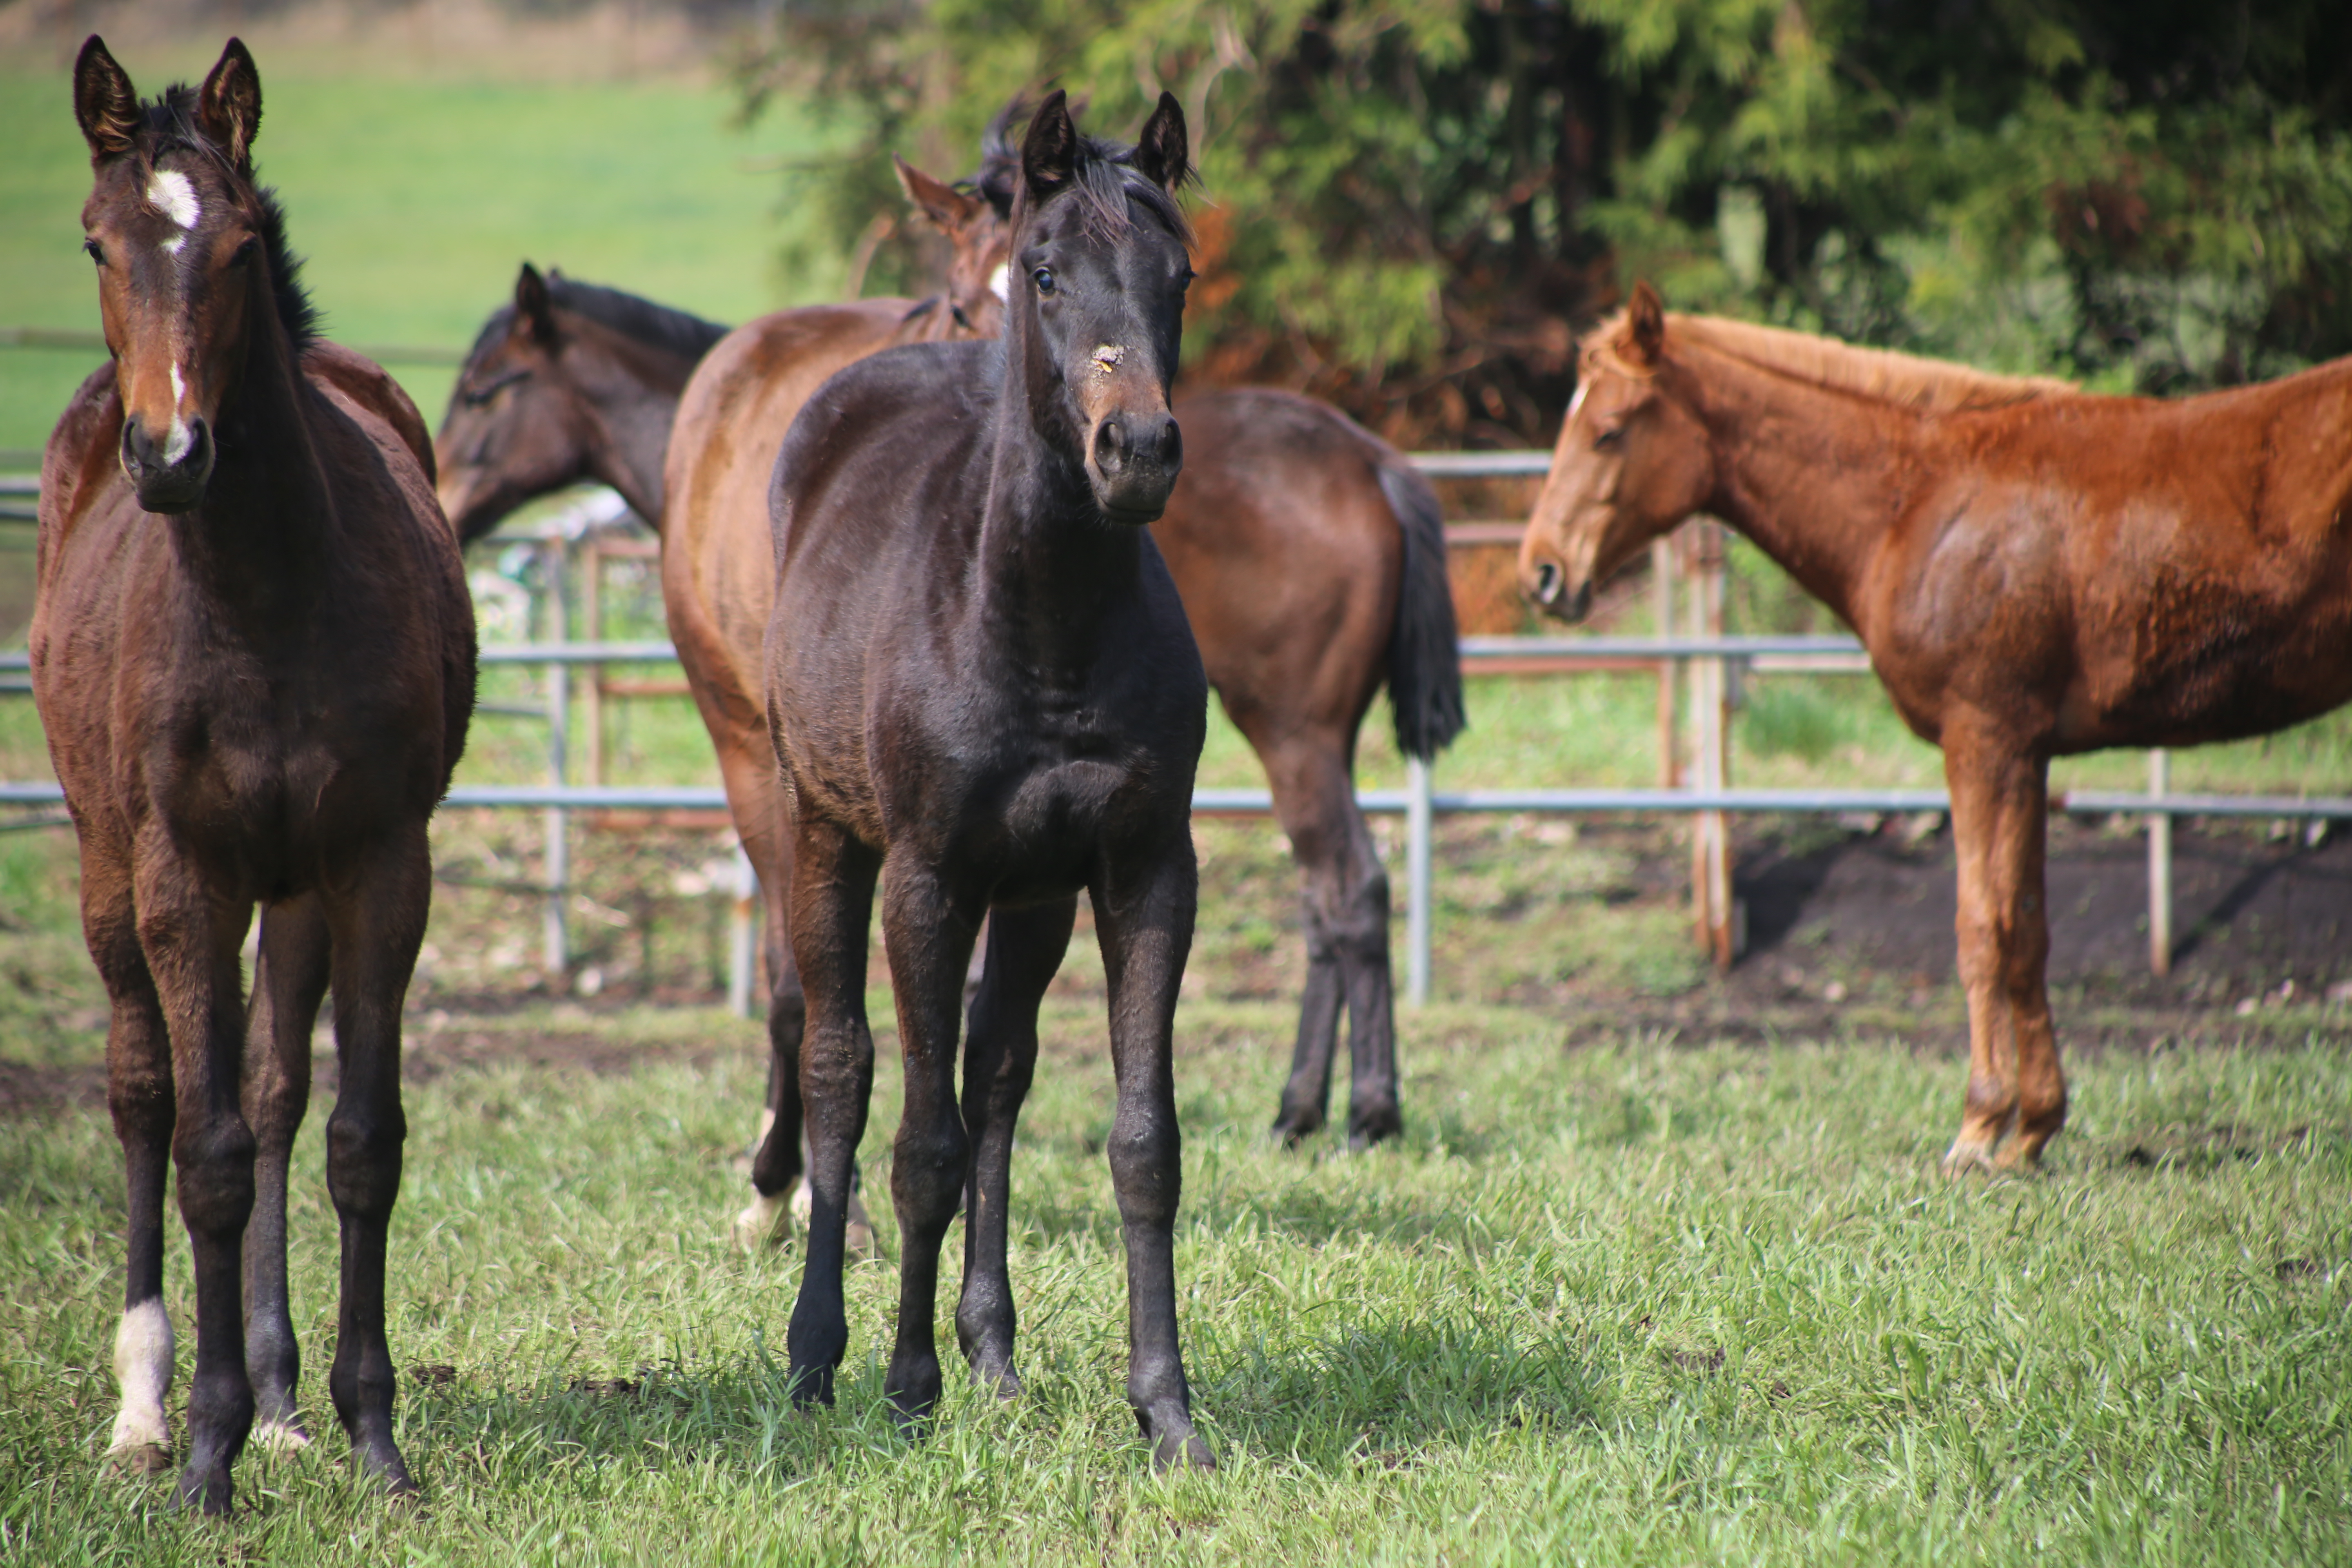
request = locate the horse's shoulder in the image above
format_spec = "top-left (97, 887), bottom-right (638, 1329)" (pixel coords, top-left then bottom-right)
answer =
top-left (39, 362), bottom-right (127, 547)
top-left (302, 342), bottom-right (438, 485)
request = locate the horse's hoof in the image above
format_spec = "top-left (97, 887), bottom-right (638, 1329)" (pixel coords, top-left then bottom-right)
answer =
top-left (170, 1466), bottom-right (233, 1516)
top-left (1993, 1137), bottom-right (2051, 1172)
top-left (105, 1441), bottom-right (173, 1477)
top-left (251, 1417), bottom-right (312, 1454)
top-left (1150, 1431), bottom-right (1216, 1473)
top-left (1270, 1116), bottom-right (1320, 1150)
top-left (1939, 1140), bottom-right (1997, 1178)
top-left (731, 1188), bottom-right (791, 1253)
top-left (970, 1357), bottom-right (1023, 1402)
top-left (1347, 1108), bottom-right (1403, 1150)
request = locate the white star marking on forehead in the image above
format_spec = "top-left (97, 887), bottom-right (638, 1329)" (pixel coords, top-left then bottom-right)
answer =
top-left (147, 170), bottom-right (200, 230)
top-left (1566, 381), bottom-right (1589, 421)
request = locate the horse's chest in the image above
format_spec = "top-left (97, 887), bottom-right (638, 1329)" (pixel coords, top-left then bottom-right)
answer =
top-left (150, 685), bottom-right (421, 863)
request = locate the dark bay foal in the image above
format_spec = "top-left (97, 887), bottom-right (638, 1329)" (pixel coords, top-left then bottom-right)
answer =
top-left (37, 38), bottom-right (473, 1510)
top-left (764, 92), bottom-right (1212, 1467)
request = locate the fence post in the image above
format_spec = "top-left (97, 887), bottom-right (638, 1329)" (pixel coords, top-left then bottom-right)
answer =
top-left (1688, 522), bottom-right (1737, 968)
top-left (1652, 536), bottom-right (1677, 787)
top-left (2148, 748), bottom-right (2172, 978)
top-left (728, 844), bottom-right (759, 1019)
top-left (541, 539), bottom-right (569, 978)
top-left (1406, 754), bottom-right (1433, 1006)
top-left (580, 539), bottom-right (604, 787)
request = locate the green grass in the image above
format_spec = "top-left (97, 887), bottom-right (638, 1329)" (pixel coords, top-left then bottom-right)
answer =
top-left (1, 999), bottom-right (2347, 1564)
top-left (0, 59), bottom-right (843, 455)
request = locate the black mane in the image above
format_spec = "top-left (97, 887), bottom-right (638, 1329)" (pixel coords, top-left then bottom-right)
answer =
top-left (972, 96), bottom-right (1192, 246)
top-left (138, 82), bottom-right (318, 350)
top-left (466, 273), bottom-right (731, 365)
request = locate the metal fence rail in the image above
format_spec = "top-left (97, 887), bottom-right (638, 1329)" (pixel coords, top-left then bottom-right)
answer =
top-left (9, 466), bottom-right (2350, 1007)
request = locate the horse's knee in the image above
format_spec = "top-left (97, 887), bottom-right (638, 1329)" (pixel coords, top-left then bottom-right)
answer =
top-left (172, 1116), bottom-right (256, 1237)
top-left (1107, 1119), bottom-right (1179, 1226)
top-left (892, 1123), bottom-right (969, 1229)
top-left (324, 1108), bottom-right (405, 1218)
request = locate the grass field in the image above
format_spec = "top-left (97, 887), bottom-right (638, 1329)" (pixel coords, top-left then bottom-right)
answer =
top-left (2, 989), bottom-right (2348, 1564)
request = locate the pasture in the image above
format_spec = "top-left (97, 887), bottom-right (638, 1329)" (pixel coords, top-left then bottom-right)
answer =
top-left (4, 19), bottom-right (2352, 1565)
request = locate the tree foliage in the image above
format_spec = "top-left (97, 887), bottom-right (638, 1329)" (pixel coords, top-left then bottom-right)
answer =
top-left (736, 1), bottom-right (2352, 440)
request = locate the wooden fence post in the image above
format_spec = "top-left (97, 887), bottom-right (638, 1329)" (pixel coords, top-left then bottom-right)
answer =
top-left (2148, 748), bottom-right (2172, 978)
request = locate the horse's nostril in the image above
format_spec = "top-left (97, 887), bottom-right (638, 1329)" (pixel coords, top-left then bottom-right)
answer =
top-left (1534, 561), bottom-right (1561, 604)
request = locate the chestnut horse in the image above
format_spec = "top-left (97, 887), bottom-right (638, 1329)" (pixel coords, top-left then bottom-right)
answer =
top-left (766, 91), bottom-right (1212, 1466)
top-left (38, 39), bottom-right (473, 1510)
top-left (1517, 282), bottom-right (2352, 1173)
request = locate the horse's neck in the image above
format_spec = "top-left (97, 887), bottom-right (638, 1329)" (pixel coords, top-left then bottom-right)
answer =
top-left (572, 320), bottom-right (696, 527)
top-left (977, 424), bottom-right (1141, 678)
top-left (1676, 348), bottom-right (1920, 630)
top-left (170, 309), bottom-right (335, 621)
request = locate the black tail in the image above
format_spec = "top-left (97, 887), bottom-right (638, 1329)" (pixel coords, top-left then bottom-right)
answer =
top-left (1375, 456), bottom-right (1466, 760)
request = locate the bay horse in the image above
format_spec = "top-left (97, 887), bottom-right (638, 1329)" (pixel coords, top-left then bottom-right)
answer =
top-left (37, 38), bottom-right (474, 1510)
top-left (1516, 281), bottom-right (2352, 1174)
top-left (764, 90), bottom-right (1213, 1467)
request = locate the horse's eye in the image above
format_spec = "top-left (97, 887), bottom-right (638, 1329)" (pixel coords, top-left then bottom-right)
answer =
top-left (950, 301), bottom-right (974, 332)
top-left (1032, 267), bottom-right (1056, 296)
top-left (83, 238), bottom-right (105, 266)
top-left (229, 237), bottom-right (260, 267)
top-left (1593, 426), bottom-right (1624, 451)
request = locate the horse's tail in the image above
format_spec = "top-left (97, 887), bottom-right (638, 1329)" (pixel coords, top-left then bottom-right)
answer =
top-left (1374, 454), bottom-right (1466, 760)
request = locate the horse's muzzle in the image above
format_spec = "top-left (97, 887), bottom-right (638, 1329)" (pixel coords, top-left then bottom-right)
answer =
top-left (121, 414), bottom-right (214, 514)
top-left (1523, 557), bottom-right (1593, 623)
top-left (1088, 409), bottom-right (1183, 524)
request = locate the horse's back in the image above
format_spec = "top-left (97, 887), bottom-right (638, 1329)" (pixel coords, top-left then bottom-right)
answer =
top-left (1155, 388), bottom-right (1403, 734)
top-left (662, 300), bottom-right (915, 734)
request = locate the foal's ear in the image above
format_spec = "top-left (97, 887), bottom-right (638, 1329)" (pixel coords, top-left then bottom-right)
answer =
top-left (1021, 89), bottom-right (1078, 200)
top-left (1626, 279), bottom-right (1666, 367)
top-left (73, 36), bottom-right (139, 161)
top-left (514, 263), bottom-right (556, 344)
top-left (1133, 91), bottom-right (1189, 196)
top-left (196, 37), bottom-right (263, 172)
top-left (894, 155), bottom-right (986, 234)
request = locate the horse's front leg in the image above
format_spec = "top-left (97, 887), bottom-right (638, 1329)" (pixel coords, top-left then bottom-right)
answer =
top-left (1093, 835), bottom-right (1214, 1471)
top-left (82, 840), bottom-right (177, 1477)
top-left (242, 894), bottom-right (330, 1452)
top-left (876, 855), bottom-right (983, 1429)
top-left (956, 897), bottom-right (1076, 1399)
top-left (1941, 725), bottom-right (2065, 1174)
top-left (133, 849), bottom-right (257, 1514)
top-left (782, 814), bottom-right (879, 1407)
top-left (319, 826), bottom-right (434, 1496)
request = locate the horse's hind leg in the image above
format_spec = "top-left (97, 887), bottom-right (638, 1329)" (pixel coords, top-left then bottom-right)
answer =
top-left (1941, 730), bottom-right (2066, 1174)
top-left (243, 895), bottom-right (329, 1451)
top-left (733, 788), bottom-right (876, 1256)
top-left (84, 846), bottom-right (176, 1477)
top-left (956, 897), bottom-right (1076, 1399)
top-left (876, 856), bottom-right (984, 1429)
top-left (318, 826), bottom-right (432, 1496)
top-left (1094, 842), bottom-right (1214, 1471)
top-left (1265, 737), bottom-right (1400, 1146)
top-left (783, 815), bottom-right (880, 1408)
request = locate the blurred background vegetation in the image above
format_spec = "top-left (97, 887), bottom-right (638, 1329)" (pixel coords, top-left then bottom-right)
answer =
top-left (741, 0), bottom-right (2352, 443)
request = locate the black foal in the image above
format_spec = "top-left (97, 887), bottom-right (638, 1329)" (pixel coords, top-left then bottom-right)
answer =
top-left (762, 90), bottom-right (1212, 1468)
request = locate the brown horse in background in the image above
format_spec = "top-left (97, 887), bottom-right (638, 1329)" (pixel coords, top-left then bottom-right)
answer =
top-left (38, 38), bottom-right (474, 1510)
top-left (1517, 281), bottom-right (2352, 1173)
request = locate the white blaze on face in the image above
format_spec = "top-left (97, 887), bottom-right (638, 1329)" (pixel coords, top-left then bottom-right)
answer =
top-left (108, 1298), bottom-right (174, 1456)
top-left (1090, 344), bottom-right (1125, 377)
top-left (163, 364), bottom-right (194, 466)
top-left (148, 169), bottom-right (200, 236)
top-left (1566, 380), bottom-right (1590, 426)
top-left (987, 263), bottom-right (1009, 304)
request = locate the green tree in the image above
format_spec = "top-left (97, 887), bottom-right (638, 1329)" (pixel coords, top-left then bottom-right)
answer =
top-left (735, 1), bottom-right (2352, 438)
